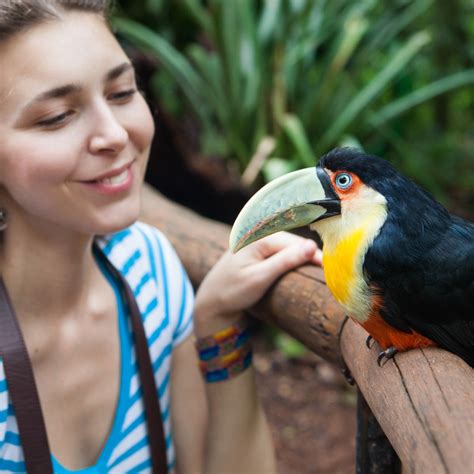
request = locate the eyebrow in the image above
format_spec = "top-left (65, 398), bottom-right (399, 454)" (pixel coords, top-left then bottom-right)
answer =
top-left (29, 84), bottom-right (81, 105)
top-left (105, 62), bottom-right (134, 82)
top-left (24, 62), bottom-right (134, 108)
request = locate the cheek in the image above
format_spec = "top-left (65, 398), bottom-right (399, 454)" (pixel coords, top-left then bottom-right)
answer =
top-left (19, 153), bottom-right (71, 183)
top-left (1, 138), bottom-right (77, 194)
top-left (126, 96), bottom-right (155, 151)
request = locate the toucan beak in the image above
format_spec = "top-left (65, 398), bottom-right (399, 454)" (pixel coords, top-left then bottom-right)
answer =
top-left (229, 166), bottom-right (341, 252)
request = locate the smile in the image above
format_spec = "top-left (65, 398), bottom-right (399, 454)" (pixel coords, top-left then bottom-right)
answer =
top-left (97, 168), bottom-right (130, 185)
top-left (80, 161), bottom-right (135, 195)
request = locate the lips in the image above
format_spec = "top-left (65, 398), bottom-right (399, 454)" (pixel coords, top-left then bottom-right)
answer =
top-left (95, 167), bottom-right (130, 185)
top-left (84, 160), bottom-right (135, 184)
top-left (79, 160), bottom-right (135, 195)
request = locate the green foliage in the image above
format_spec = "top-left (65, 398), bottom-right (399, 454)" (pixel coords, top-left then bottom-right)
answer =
top-left (272, 331), bottom-right (309, 359)
top-left (114, 0), bottom-right (474, 207)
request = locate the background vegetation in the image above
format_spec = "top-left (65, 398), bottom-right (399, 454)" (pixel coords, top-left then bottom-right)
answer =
top-left (114, 0), bottom-right (473, 212)
top-left (112, 0), bottom-right (473, 359)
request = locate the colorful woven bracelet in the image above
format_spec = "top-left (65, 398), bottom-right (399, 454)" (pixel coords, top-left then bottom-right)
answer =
top-left (195, 320), bottom-right (253, 383)
top-left (196, 320), bottom-right (251, 361)
top-left (202, 349), bottom-right (253, 383)
top-left (198, 342), bottom-right (252, 371)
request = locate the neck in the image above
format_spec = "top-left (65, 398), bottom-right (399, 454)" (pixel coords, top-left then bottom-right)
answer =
top-left (310, 199), bottom-right (388, 322)
top-left (0, 220), bottom-right (104, 323)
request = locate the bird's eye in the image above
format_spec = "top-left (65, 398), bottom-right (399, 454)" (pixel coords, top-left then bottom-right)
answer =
top-left (335, 173), bottom-right (353, 190)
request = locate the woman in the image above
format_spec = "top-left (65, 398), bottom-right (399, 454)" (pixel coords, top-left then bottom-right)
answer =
top-left (0, 1), bottom-right (322, 472)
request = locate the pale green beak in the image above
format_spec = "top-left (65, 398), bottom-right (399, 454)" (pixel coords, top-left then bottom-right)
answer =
top-left (229, 166), bottom-right (341, 252)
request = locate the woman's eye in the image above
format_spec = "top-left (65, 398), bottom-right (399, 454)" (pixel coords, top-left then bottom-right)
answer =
top-left (109, 89), bottom-right (137, 102)
top-left (335, 172), bottom-right (353, 190)
top-left (37, 111), bottom-right (74, 128)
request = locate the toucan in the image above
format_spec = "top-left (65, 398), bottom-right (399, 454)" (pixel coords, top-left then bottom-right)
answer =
top-left (229, 148), bottom-right (474, 367)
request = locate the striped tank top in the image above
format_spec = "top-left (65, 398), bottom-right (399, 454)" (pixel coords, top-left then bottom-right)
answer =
top-left (0, 222), bottom-right (194, 472)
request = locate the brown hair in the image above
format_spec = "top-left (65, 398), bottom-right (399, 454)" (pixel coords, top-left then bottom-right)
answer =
top-left (0, 0), bottom-right (112, 41)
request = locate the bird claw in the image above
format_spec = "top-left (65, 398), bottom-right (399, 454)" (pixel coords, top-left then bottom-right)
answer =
top-left (377, 347), bottom-right (398, 367)
top-left (365, 335), bottom-right (375, 349)
top-left (340, 366), bottom-right (355, 386)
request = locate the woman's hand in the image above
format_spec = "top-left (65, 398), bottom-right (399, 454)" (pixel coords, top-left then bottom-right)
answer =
top-left (194, 232), bottom-right (322, 334)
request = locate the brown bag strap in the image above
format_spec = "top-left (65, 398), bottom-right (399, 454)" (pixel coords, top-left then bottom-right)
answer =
top-left (0, 277), bottom-right (54, 473)
top-left (0, 247), bottom-right (168, 473)
top-left (96, 246), bottom-right (168, 474)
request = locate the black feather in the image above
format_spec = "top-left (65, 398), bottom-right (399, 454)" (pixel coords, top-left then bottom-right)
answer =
top-left (320, 148), bottom-right (474, 367)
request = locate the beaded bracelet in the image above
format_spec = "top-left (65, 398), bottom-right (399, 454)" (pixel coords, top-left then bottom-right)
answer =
top-left (195, 320), bottom-right (253, 383)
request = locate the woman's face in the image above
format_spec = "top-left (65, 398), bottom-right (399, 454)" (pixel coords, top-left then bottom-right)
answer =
top-left (0, 11), bottom-right (155, 237)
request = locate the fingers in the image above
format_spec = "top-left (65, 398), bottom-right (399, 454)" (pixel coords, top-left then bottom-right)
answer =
top-left (249, 232), bottom-right (323, 267)
top-left (249, 232), bottom-right (319, 259)
top-left (255, 239), bottom-right (317, 282)
top-left (312, 248), bottom-right (323, 266)
top-left (249, 233), bottom-right (294, 259)
top-left (197, 233), bottom-right (323, 319)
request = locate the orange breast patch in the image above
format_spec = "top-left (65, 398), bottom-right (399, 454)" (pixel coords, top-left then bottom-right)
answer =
top-left (361, 312), bottom-right (436, 351)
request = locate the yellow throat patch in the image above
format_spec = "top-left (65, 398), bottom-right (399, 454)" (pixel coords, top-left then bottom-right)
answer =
top-left (312, 189), bottom-right (388, 322)
top-left (322, 229), bottom-right (365, 305)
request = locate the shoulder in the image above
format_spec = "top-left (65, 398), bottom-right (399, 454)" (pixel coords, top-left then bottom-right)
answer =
top-left (96, 221), bottom-right (183, 277)
top-left (98, 221), bottom-right (170, 260)
top-left (97, 222), bottom-right (194, 345)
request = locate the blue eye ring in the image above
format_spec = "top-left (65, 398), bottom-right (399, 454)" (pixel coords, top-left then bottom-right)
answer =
top-left (335, 172), bottom-right (353, 190)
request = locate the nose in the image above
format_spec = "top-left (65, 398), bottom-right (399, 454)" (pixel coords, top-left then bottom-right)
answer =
top-left (88, 103), bottom-right (129, 155)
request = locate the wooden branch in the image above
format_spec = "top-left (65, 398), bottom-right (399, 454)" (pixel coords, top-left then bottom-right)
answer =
top-left (140, 184), bottom-right (346, 365)
top-left (340, 321), bottom-right (474, 473)
top-left (140, 184), bottom-right (474, 472)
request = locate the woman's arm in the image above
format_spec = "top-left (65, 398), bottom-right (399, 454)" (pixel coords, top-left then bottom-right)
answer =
top-left (198, 349), bottom-right (276, 474)
top-left (170, 333), bottom-right (274, 474)
top-left (171, 233), bottom-right (322, 473)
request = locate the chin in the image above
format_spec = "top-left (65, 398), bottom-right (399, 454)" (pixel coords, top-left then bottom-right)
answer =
top-left (90, 202), bottom-right (141, 236)
top-left (100, 217), bottom-right (138, 235)
top-left (102, 213), bottom-right (139, 235)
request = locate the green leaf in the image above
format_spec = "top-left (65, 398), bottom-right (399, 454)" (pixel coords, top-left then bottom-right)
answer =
top-left (262, 157), bottom-right (298, 182)
top-left (180, 0), bottom-right (213, 31)
top-left (363, 0), bottom-right (433, 53)
top-left (113, 17), bottom-right (210, 125)
top-left (318, 30), bottom-right (431, 152)
top-left (311, 10), bottom-right (368, 116)
top-left (217, 2), bottom-right (241, 110)
top-left (237, 0), bottom-right (262, 114)
top-left (145, 0), bottom-right (164, 16)
top-left (329, 13), bottom-right (368, 76)
top-left (281, 114), bottom-right (315, 167)
top-left (284, 1), bottom-right (325, 69)
top-left (274, 332), bottom-right (308, 358)
top-left (187, 45), bottom-right (228, 124)
top-left (370, 69), bottom-right (474, 125)
top-left (338, 135), bottom-right (364, 150)
top-left (258, 0), bottom-right (282, 44)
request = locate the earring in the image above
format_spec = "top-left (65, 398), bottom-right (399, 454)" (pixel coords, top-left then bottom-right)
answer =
top-left (0, 208), bottom-right (7, 231)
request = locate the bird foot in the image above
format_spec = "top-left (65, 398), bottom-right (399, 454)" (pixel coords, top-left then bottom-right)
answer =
top-left (340, 366), bottom-right (355, 386)
top-left (377, 347), bottom-right (398, 367)
top-left (365, 335), bottom-right (375, 349)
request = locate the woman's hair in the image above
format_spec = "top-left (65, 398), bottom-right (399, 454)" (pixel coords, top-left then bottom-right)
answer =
top-left (0, 0), bottom-right (111, 41)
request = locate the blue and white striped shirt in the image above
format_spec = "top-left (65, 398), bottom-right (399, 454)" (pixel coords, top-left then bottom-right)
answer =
top-left (0, 222), bottom-right (195, 472)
